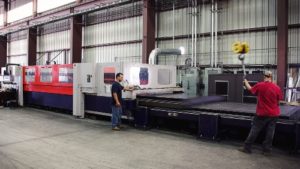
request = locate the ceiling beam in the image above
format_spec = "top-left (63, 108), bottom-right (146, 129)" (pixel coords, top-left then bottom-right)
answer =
top-left (0, 0), bottom-right (135, 35)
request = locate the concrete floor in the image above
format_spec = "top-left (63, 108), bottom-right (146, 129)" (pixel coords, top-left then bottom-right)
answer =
top-left (0, 108), bottom-right (299, 169)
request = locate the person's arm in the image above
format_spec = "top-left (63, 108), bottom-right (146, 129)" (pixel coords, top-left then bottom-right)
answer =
top-left (123, 85), bottom-right (134, 91)
top-left (244, 79), bottom-right (252, 90)
top-left (113, 92), bottom-right (121, 107)
top-left (278, 88), bottom-right (284, 104)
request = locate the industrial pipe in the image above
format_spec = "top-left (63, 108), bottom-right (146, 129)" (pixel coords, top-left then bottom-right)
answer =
top-left (172, 2), bottom-right (175, 48)
top-left (210, 0), bottom-right (214, 67)
top-left (194, 1), bottom-right (197, 67)
top-left (5, 63), bottom-right (20, 75)
top-left (148, 48), bottom-right (183, 65)
top-left (191, 4), bottom-right (194, 66)
top-left (214, 1), bottom-right (218, 67)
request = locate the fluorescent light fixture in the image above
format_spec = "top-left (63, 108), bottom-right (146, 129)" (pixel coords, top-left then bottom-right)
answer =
top-left (179, 46), bottom-right (185, 55)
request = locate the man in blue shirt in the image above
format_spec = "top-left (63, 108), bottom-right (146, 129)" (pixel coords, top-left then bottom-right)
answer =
top-left (111, 73), bottom-right (132, 131)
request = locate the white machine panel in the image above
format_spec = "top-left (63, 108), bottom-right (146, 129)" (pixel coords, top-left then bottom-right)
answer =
top-left (73, 63), bottom-right (97, 93)
top-left (96, 63), bottom-right (177, 98)
top-left (123, 63), bottom-right (176, 89)
top-left (73, 62), bottom-right (180, 117)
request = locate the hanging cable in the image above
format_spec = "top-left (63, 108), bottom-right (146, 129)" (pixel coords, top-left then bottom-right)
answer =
top-left (211, 0), bottom-right (214, 67)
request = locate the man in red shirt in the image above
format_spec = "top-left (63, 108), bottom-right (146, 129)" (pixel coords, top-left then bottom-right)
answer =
top-left (239, 71), bottom-right (283, 155)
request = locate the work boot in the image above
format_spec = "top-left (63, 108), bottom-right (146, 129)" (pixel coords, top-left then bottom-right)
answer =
top-left (262, 149), bottom-right (272, 156)
top-left (112, 126), bottom-right (120, 131)
top-left (238, 147), bottom-right (252, 154)
top-left (117, 125), bottom-right (125, 129)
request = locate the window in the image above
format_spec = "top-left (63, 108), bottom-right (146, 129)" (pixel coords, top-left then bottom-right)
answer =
top-left (25, 68), bottom-right (35, 83)
top-left (59, 68), bottom-right (73, 83)
top-left (37, 0), bottom-right (76, 13)
top-left (158, 69), bottom-right (171, 85)
top-left (7, 2), bottom-right (33, 23)
top-left (40, 68), bottom-right (52, 83)
top-left (215, 81), bottom-right (229, 100)
top-left (104, 67), bottom-right (115, 84)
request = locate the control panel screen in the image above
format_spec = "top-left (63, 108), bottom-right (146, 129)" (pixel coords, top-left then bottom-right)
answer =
top-left (25, 68), bottom-right (35, 83)
top-left (59, 68), bottom-right (73, 83)
top-left (104, 67), bottom-right (115, 84)
top-left (40, 68), bottom-right (53, 83)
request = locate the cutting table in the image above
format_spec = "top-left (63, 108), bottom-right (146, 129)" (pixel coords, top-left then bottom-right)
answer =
top-left (134, 93), bottom-right (300, 152)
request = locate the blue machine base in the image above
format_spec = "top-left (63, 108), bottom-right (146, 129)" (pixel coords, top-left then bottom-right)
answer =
top-left (24, 93), bottom-right (136, 116)
top-left (85, 95), bottom-right (136, 116)
top-left (24, 92), bottom-right (73, 110)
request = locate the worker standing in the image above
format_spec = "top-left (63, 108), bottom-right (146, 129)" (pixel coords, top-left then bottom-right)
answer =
top-left (239, 71), bottom-right (283, 155)
top-left (111, 73), bottom-right (132, 131)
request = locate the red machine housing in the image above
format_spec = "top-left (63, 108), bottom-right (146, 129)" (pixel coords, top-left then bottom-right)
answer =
top-left (23, 64), bottom-right (73, 95)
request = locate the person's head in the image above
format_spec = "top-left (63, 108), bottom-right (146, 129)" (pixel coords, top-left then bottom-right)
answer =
top-left (263, 71), bottom-right (272, 82)
top-left (116, 73), bottom-right (123, 82)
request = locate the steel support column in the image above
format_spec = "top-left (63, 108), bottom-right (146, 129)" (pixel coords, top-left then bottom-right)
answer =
top-left (3, 0), bottom-right (8, 26)
top-left (142, 0), bottom-right (155, 63)
top-left (70, 15), bottom-right (82, 63)
top-left (33, 0), bottom-right (37, 17)
top-left (0, 36), bottom-right (7, 69)
top-left (277, 0), bottom-right (288, 92)
top-left (28, 28), bottom-right (37, 66)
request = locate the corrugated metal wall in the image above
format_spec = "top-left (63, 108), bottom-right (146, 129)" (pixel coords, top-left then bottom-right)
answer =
top-left (37, 0), bottom-right (76, 13)
top-left (7, 1), bottom-right (33, 23)
top-left (215, 31), bottom-right (277, 65)
top-left (82, 16), bottom-right (142, 63)
top-left (84, 43), bottom-right (142, 63)
top-left (219, 0), bottom-right (277, 30)
top-left (156, 0), bottom-right (280, 66)
top-left (289, 29), bottom-right (300, 64)
top-left (7, 36), bottom-right (28, 66)
top-left (157, 8), bottom-right (190, 37)
top-left (83, 17), bottom-right (142, 46)
top-left (37, 30), bottom-right (70, 65)
top-left (288, 0), bottom-right (300, 65)
top-left (2, 0), bottom-right (300, 68)
top-left (0, 5), bottom-right (4, 27)
top-left (7, 39), bottom-right (27, 56)
top-left (289, 0), bottom-right (300, 25)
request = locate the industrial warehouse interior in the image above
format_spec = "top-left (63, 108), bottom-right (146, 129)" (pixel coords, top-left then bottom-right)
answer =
top-left (0, 0), bottom-right (300, 169)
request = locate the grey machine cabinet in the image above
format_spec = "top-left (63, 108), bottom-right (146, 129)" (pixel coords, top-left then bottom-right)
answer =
top-left (208, 74), bottom-right (264, 103)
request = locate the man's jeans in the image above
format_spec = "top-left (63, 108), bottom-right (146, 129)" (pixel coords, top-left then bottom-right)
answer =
top-left (244, 116), bottom-right (278, 151)
top-left (112, 105), bottom-right (122, 128)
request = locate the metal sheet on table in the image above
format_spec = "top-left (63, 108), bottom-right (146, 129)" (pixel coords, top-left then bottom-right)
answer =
top-left (192, 102), bottom-right (300, 120)
top-left (137, 94), bottom-right (300, 120)
top-left (137, 95), bottom-right (226, 109)
top-left (137, 93), bottom-right (192, 101)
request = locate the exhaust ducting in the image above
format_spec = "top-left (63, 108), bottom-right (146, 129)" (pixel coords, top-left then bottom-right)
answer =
top-left (148, 48), bottom-right (184, 65)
